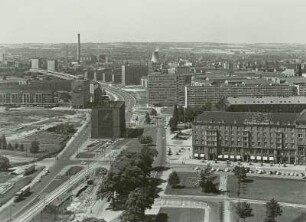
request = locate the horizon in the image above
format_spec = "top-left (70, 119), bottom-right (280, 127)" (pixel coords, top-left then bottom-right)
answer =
top-left (1, 0), bottom-right (306, 44)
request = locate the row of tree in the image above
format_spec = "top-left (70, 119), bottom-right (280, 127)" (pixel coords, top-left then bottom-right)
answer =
top-left (169, 104), bottom-right (212, 132)
top-left (0, 135), bottom-right (39, 153)
top-left (97, 146), bottom-right (161, 222)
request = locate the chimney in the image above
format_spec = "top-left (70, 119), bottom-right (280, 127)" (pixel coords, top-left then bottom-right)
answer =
top-left (77, 33), bottom-right (81, 64)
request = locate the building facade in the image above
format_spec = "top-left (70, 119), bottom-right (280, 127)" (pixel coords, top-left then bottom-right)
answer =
top-left (71, 80), bottom-right (91, 109)
top-left (220, 96), bottom-right (306, 113)
top-left (122, 64), bottom-right (148, 85)
top-left (148, 72), bottom-right (191, 107)
top-left (192, 111), bottom-right (306, 164)
top-left (91, 101), bottom-right (126, 138)
top-left (185, 85), bottom-right (297, 107)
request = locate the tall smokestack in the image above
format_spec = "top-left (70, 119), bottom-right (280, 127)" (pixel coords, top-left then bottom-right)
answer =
top-left (77, 33), bottom-right (81, 64)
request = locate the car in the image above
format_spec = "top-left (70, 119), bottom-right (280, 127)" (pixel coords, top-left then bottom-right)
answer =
top-left (44, 168), bottom-right (49, 173)
top-left (276, 171), bottom-right (281, 175)
top-left (290, 172), bottom-right (294, 176)
top-left (194, 167), bottom-right (200, 171)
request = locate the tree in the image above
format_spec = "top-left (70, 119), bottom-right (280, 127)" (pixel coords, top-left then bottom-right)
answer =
top-left (150, 108), bottom-right (158, 116)
top-left (121, 184), bottom-right (159, 222)
top-left (264, 199), bottom-right (282, 222)
top-left (97, 148), bottom-right (157, 209)
top-left (1, 134), bottom-right (7, 150)
top-left (198, 164), bottom-right (218, 193)
top-left (168, 148), bottom-right (172, 156)
top-left (7, 143), bottom-right (13, 150)
top-left (233, 166), bottom-right (247, 197)
top-left (138, 136), bottom-right (153, 145)
top-left (82, 218), bottom-right (106, 222)
top-left (168, 171), bottom-right (180, 188)
top-left (20, 144), bottom-right (25, 152)
top-left (14, 143), bottom-right (19, 150)
top-left (155, 213), bottom-right (169, 222)
top-left (145, 112), bottom-right (151, 124)
top-left (169, 117), bottom-right (177, 132)
top-left (173, 105), bottom-right (179, 121)
top-left (235, 202), bottom-right (254, 222)
top-left (30, 140), bottom-right (40, 153)
top-left (0, 155), bottom-right (10, 171)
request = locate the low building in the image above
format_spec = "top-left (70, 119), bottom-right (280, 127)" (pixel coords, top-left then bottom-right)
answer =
top-left (192, 110), bottom-right (306, 164)
top-left (219, 96), bottom-right (306, 113)
top-left (91, 101), bottom-right (126, 138)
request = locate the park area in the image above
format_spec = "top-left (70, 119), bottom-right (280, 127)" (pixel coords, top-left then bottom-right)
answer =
top-left (0, 107), bottom-right (86, 163)
top-left (230, 202), bottom-right (306, 222)
top-left (227, 175), bottom-right (306, 204)
top-left (165, 171), bottom-right (220, 196)
top-left (159, 208), bottom-right (205, 222)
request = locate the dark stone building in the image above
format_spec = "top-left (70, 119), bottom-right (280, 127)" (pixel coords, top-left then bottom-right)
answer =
top-left (91, 101), bottom-right (126, 138)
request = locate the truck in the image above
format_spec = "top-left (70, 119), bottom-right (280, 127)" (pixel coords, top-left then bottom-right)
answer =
top-left (14, 185), bottom-right (31, 202)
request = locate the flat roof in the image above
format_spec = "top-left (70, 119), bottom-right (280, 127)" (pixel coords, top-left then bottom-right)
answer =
top-left (194, 111), bottom-right (304, 126)
top-left (226, 96), bottom-right (306, 105)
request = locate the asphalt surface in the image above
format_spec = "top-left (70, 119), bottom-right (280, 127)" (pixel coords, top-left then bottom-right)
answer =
top-left (153, 117), bottom-right (167, 167)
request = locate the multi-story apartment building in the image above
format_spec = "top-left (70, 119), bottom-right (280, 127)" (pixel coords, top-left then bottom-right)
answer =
top-left (192, 111), bottom-right (306, 164)
top-left (219, 96), bottom-right (306, 113)
top-left (0, 89), bottom-right (54, 106)
top-left (148, 72), bottom-right (192, 106)
top-left (185, 85), bottom-right (297, 107)
top-left (122, 64), bottom-right (148, 85)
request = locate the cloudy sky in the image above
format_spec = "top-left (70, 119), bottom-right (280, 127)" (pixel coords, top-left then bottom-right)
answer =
top-left (0, 0), bottom-right (306, 43)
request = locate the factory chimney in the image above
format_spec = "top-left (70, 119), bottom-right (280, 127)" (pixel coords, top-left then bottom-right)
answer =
top-left (77, 33), bottom-right (81, 64)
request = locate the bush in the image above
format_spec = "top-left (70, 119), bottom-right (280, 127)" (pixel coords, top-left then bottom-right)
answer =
top-left (138, 136), bottom-right (153, 145)
top-left (168, 171), bottom-right (180, 188)
top-left (0, 155), bottom-right (10, 171)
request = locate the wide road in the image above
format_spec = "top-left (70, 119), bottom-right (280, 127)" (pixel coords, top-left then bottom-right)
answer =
top-left (153, 116), bottom-right (167, 167)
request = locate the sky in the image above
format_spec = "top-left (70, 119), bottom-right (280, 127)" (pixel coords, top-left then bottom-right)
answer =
top-left (1, 0), bottom-right (306, 44)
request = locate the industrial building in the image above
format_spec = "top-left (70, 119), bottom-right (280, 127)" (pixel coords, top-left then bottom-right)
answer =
top-left (192, 110), bottom-right (306, 164)
top-left (91, 101), bottom-right (126, 138)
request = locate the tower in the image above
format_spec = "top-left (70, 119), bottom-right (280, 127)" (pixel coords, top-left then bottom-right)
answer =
top-left (77, 33), bottom-right (81, 64)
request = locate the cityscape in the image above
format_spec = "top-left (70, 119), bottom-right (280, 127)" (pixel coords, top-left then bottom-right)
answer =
top-left (1, 0), bottom-right (306, 222)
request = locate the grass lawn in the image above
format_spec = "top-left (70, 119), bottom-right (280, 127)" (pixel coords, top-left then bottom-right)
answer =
top-left (125, 126), bottom-right (157, 153)
top-left (159, 208), bottom-right (205, 222)
top-left (165, 171), bottom-right (220, 196)
top-left (227, 175), bottom-right (306, 204)
top-left (230, 202), bottom-right (306, 222)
